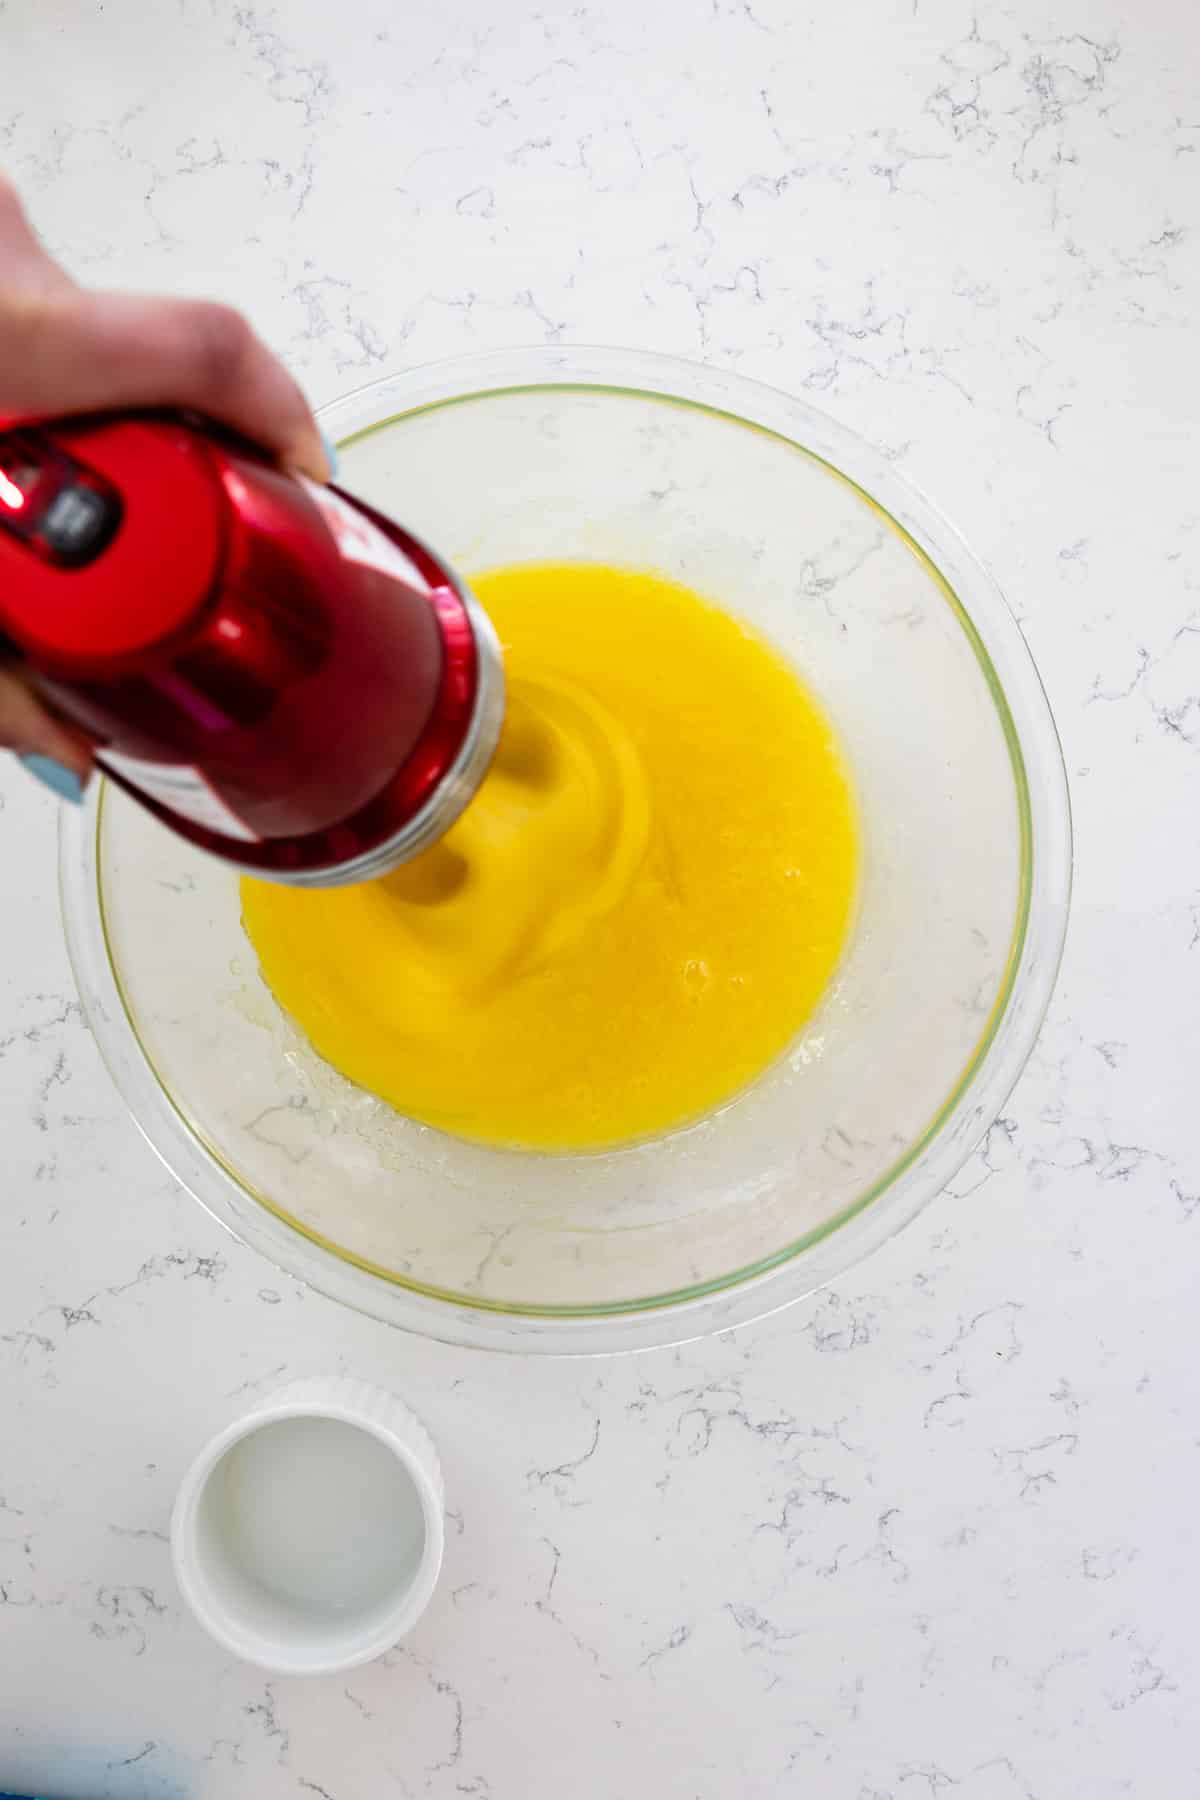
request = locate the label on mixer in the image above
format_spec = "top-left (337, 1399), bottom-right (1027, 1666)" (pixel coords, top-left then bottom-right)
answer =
top-left (95, 749), bottom-right (261, 842)
top-left (299, 476), bottom-right (431, 593)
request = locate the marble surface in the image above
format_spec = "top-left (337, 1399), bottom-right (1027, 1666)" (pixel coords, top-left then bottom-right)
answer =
top-left (1, 0), bottom-right (1197, 1793)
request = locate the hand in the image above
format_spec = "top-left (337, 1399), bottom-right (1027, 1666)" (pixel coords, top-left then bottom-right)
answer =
top-left (0, 176), bottom-right (330, 778)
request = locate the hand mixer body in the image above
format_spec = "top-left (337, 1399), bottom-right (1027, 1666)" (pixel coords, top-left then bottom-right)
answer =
top-left (0, 413), bottom-right (504, 884)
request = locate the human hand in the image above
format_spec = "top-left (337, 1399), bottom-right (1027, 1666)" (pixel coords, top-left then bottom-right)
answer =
top-left (0, 175), bottom-right (330, 782)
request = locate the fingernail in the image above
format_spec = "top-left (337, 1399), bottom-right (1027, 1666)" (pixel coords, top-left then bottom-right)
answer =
top-left (318, 427), bottom-right (340, 480)
top-left (20, 753), bottom-right (84, 804)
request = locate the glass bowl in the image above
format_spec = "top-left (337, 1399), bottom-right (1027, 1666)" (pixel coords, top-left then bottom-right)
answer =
top-left (59, 347), bottom-right (1071, 1354)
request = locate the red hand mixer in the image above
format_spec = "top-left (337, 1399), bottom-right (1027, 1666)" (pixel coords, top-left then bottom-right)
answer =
top-left (0, 411), bottom-right (504, 884)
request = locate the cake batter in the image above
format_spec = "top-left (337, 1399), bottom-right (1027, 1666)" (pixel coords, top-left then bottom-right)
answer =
top-left (242, 563), bottom-right (859, 1151)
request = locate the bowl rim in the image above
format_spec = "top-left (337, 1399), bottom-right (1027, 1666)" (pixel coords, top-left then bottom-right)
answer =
top-left (59, 344), bottom-right (1072, 1354)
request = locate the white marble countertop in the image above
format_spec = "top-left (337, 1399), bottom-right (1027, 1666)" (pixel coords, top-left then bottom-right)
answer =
top-left (2, 0), bottom-right (1197, 1794)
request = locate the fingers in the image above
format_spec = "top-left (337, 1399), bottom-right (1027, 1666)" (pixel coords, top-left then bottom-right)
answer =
top-left (0, 667), bottom-right (93, 775)
top-left (1, 288), bottom-right (330, 480)
top-left (0, 178), bottom-right (327, 480)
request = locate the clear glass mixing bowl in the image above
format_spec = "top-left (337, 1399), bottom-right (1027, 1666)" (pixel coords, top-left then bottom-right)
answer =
top-left (59, 347), bottom-right (1071, 1353)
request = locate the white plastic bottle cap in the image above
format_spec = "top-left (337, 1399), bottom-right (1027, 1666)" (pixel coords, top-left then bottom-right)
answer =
top-left (170, 1377), bottom-right (444, 1675)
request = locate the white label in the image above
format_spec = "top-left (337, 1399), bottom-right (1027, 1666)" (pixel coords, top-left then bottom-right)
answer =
top-left (300, 477), bottom-right (431, 593)
top-left (96, 748), bottom-right (261, 842)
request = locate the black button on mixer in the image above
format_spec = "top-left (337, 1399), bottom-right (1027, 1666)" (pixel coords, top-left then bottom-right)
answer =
top-left (38, 481), bottom-right (118, 561)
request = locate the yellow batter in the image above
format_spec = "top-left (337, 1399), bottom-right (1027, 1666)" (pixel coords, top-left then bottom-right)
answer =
top-left (241, 564), bottom-right (858, 1152)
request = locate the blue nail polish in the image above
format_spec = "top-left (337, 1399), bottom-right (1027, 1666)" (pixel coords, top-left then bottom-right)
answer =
top-left (20, 754), bottom-right (84, 804)
top-left (318, 427), bottom-right (340, 480)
